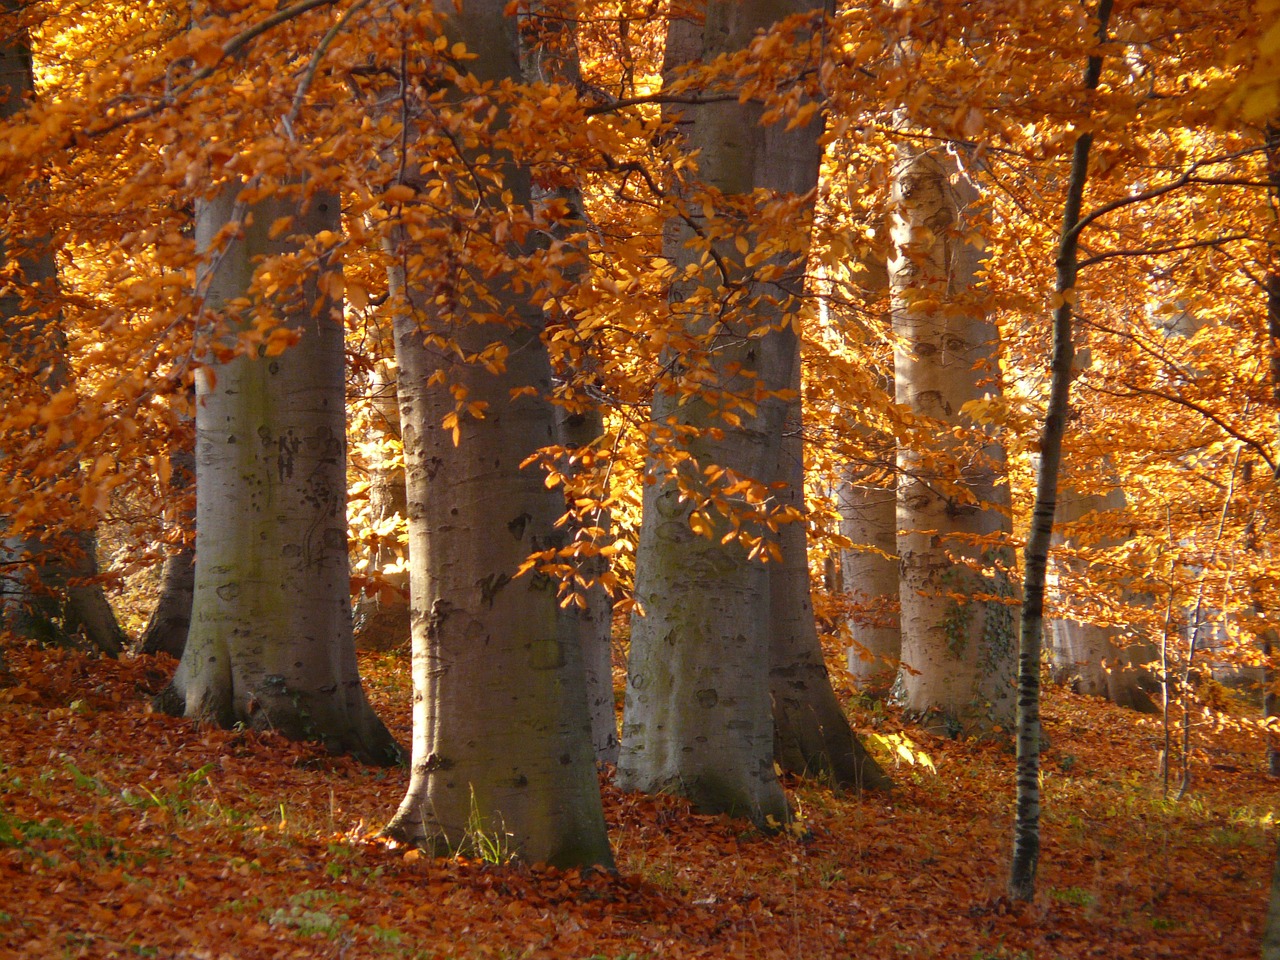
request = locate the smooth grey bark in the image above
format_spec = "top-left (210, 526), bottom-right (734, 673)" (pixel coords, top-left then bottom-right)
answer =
top-left (556, 403), bottom-right (619, 767)
top-left (1010, 0), bottom-right (1113, 902)
top-left (889, 144), bottom-right (1016, 736)
top-left (138, 543), bottom-right (194, 659)
top-left (770, 417), bottom-right (891, 792)
top-left (158, 184), bottom-right (400, 765)
top-left (520, 1), bottom-right (618, 767)
top-left (617, 0), bottom-right (831, 827)
top-left (138, 446), bottom-right (195, 659)
top-left (0, 12), bottom-right (125, 657)
top-left (381, 1), bottom-right (611, 868)
top-left (1265, 834), bottom-right (1280, 960)
top-left (833, 259), bottom-right (900, 694)
top-left (0, 537), bottom-right (125, 657)
top-left (837, 463), bottom-right (900, 695)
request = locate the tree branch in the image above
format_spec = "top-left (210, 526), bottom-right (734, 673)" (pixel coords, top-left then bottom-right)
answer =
top-left (1090, 382), bottom-right (1278, 475)
top-left (1066, 147), bottom-right (1266, 243)
top-left (89, 0), bottom-right (347, 137)
top-left (282, 0), bottom-right (375, 140)
top-left (1078, 233), bottom-right (1250, 269)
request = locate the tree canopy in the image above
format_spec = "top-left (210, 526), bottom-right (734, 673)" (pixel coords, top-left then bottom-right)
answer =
top-left (1, 0), bottom-right (1279, 948)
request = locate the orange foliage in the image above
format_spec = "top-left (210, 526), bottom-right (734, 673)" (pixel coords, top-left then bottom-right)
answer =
top-left (1, 0), bottom-right (1279, 948)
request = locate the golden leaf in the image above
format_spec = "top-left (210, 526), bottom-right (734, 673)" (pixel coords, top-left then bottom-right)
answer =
top-left (383, 184), bottom-right (416, 204)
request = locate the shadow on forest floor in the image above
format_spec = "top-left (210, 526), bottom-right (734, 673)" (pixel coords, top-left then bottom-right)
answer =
top-left (0, 643), bottom-right (1271, 959)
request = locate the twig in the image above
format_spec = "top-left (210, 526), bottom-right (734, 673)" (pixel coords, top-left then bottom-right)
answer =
top-left (282, 0), bottom-right (375, 140)
top-left (1078, 233), bottom-right (1250, 269)
top-left (88, 0), bottom-right (347, 136)
top-left (1160, 506), bottom-right (1174, 800)
top-left (1177, 443), bottom-right (1244, 800)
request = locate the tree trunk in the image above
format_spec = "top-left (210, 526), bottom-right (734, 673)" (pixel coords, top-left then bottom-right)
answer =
top-left (557, 404), bottom-right (620, 767)
top-left (138, 446), bottom-right (195, 659)
top-left (158, 184), bottom-right (400, 766)
top-left (1263, 120), bottom-right (1280, 777)
top-left (0, 536), bottom-right (126, 657)
top-left (381, 2), bottom-right (612, 868)
top-left (1266, 834), bottom-right (1280, 960)
top-left (890, 146), bottom-right (1016, 736)
top-left (770, 414), bottom-right (891, 792)
top-left (1010, 0), bottom-right (1113, 901)
top-left (1049, 482), bottom-right (1157, 713)
top-left (0, 10), bottom-right (125, 657)
top-left (520, 1), bottom-right (619, 767)
top-left (834, 258), bottom-right (899, 695)
top-left (1050, 618), bottom-right (1158, 712)
top-left (351, 348), bottom-right (412, 653)
top-left (617, 0), bottom-right (831, 827)
top-left (837, 465), bottom-right (900, 695)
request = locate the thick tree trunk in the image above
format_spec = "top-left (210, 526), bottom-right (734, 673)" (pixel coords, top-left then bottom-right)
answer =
top-left (158, 185), bottom-right (400, 765)
top-left (138, 446), bottom-right (195, 659)
top-left (0, 14), bottom-right (125, 657)
top-left (1264, 835), bottom-right (1280, 960)
top-left (1051, 618), bottom-right (1157, 711)
top-left (381, 2), bottom-right (611, 868)
top-left (890, 147), bottom-right (1016, 736)
top-left (617, 0), bottom-right (831, 827)
top-left (622, 398), bottom-right (790, 822)
top-left (557, 404), bottom-right (619, 767)
top-left (138, 545), bottom-right (194, 659)
top-left (1, 534), bottom-right (126, 656)
top-left (837, 465), bottom-right (900, 695)
top-left (518, 4), bottom-right (618, 767)
top-left (770, 417), bottom-right (891, 792)
top-left (834, 259), bottom-right (900, 695)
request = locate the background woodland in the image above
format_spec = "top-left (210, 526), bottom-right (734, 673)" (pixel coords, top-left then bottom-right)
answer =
top-left (1, 0), bottom-right (1279, 956)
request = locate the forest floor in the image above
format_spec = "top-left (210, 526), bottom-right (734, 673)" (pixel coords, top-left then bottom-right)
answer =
top-left (0, 643), bottom-right (1273, 959)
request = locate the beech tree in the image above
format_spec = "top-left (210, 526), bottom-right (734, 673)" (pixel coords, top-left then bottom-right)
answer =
top-left (158, 179), bottom-right (399, 764)
top-left (131, 4), bottom-right (398, 761)
top-left (1, 0), bottom-right (1275, 900)
top-left (0, 8), bottom-right (125, 657)
top-left (617, 0), bottom-right (886, 822)
top-left (136, 443), bottom-right (195, 659)
top-left (836, 465), bottom-right (899, 694)
top-left (555, 399), bottom-right (620, 766)
top-left (769, 414), bottom-right (890, 790)
top-left (524, 1), bottom-right (619, 766)
top-left (1048, 481), bottom-right (1157, 713)
top-left (350, 311), bottom-right (411, 654)
top-left (1265, 840), bottom-right (1280, 960)
top-left (827, 257), bottom-right (899, 696)
top-left (888, 141), bottom-right (1016, 737)
top-left (380, 1), bottom-right (612, 867)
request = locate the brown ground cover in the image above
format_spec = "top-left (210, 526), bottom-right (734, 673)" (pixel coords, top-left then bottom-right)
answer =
top-left (0, 645), bottom-right (1271, 959)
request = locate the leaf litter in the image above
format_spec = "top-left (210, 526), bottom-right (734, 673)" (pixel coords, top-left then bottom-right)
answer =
top-left (0, 644), bottom-right (1272, 959)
